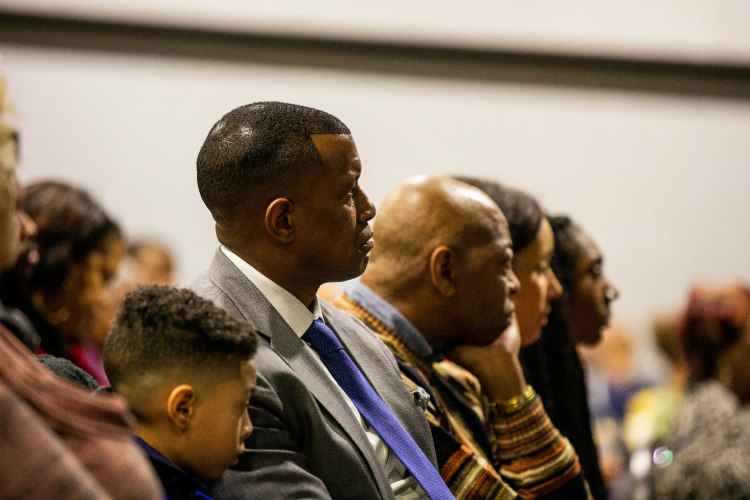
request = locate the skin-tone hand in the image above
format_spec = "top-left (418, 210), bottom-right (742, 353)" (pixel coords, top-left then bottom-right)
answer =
top-left (447, 316), bottom-right (527, 403)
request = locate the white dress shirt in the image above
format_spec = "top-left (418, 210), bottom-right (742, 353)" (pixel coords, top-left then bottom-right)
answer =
top-left (221, 246), bottom-right (425, 500)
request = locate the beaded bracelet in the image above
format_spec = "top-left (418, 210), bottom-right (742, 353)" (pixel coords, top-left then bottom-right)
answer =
top-left (488, 385), bottom-right (536, 416)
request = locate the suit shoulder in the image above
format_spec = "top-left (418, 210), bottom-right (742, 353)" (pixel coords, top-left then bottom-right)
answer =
top-left (190, 270), bottom-right (217, 297)
top-left (190, 272), bottom-right (245, 321)
top-left (321, 299), bottom-right (399, 368)
top-left (321, 299), bottom-right (379, 340)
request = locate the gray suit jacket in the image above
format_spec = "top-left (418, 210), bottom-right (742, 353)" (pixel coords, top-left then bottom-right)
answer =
top-left (191, 249), bottom-right (438, 500)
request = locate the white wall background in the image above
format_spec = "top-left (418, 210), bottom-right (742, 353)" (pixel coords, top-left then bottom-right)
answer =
top-left (1, 1), bottom-right (748, 379)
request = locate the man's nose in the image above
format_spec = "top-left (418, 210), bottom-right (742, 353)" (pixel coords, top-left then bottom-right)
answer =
top-left (357, 189), bottom-right (376, 223)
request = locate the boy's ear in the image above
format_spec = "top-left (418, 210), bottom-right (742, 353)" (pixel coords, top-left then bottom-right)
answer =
top-left (167, 384), bottom-right (196, 430)
top-left (265, 198), bottom-right (294, 244)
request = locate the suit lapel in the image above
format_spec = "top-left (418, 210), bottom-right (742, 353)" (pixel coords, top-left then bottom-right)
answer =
top-left (324, 303), bottom-right (435, 459)
top-left (206, 250), bottom-right (393, 497)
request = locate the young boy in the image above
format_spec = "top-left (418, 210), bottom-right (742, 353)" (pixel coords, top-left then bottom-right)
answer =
top-left (103, 285), bottom-right (258, 500)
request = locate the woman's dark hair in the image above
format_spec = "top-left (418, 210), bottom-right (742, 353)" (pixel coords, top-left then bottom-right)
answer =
top-left (542, 215), bottom-right (579, 333)
top-left (12, 180), bottom-right (121, 295)
top-left (548, 216), bottom-right (577, 294)
top-left (518, 214), bottom-right (609, 500)
top-left (452, 176), bottom-right (543, 252)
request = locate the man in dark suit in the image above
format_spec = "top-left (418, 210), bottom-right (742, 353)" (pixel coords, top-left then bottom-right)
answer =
top-left (191, 102), bottom-right (449, 500)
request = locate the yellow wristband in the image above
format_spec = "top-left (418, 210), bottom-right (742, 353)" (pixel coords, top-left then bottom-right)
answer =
top-left (489, 385), bottom-right (536, 416)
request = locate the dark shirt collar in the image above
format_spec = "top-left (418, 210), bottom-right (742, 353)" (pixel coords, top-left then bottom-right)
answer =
top-left (346, 281), bottom-right (442, 362)
top-left (134, 435), bottom-right (213, 500)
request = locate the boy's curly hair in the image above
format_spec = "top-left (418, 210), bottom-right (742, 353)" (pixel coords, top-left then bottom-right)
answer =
top-left (104, 285), bottom-right (258, 392)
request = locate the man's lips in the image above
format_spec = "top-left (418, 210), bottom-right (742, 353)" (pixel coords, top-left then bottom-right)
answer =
top-left (359, 228), bottom-right (374, 249)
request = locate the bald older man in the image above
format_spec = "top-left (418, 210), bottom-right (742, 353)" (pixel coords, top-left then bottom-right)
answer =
top-left (335, 176), bottom-right (591, 500)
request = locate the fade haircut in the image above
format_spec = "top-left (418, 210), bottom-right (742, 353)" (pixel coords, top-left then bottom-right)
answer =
top-left (453, 176), bottom-right (543, 253)
top-left (103, 285), bottom-right (258, 400)
top-left (197, 101), bottom-right (350, 220)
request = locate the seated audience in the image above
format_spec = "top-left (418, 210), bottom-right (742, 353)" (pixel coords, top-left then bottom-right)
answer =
top-left (103, 285), bottom-right (259, 500)
top-left (649, 282), bottom-right (750, 500)
top-left (453, 178), bottom-right (622, 497)
top-left (0, 180), bottom-right (125, 384)
top-left (452, 177), bottom-right (563, 349)
top-left (191, 101), bottom-right (451, 500)
top-left (0, 70), bottom-right (162, 500)
top-left (516, 215), bottom-right (619, 500)
top-left (336, 175), bottom-right (591, 499)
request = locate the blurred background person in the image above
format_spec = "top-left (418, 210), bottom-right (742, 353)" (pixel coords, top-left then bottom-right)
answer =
top-left (0, 68), bottom-right (162, 500)
top-left (126, 240), bottom-right (175, 287)
top-left (647, 282), bottom-right (750, 500)
top-left (579, 327), bottom-right (646, 500)
top-left (0, 180), bottom-right (125, 385)
top-left (0, 76), bottom-right (38, 351)
top-left (109, 239), bottom-right (176, 312)
top-left (620, 312), bottom-right (686, 500)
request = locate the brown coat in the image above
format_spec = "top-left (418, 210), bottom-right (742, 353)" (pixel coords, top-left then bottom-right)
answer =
top-left (0, 324), bottom-right (163, 500)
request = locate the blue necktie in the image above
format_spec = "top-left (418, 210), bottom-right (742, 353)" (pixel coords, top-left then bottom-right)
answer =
top-left (303, 319), bottom-right (454, 500)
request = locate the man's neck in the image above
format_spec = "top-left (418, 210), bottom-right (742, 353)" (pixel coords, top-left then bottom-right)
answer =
top-left (361, 279), bottom-right (450, 352)
top-left (222, 245), bottom-right (319, 307)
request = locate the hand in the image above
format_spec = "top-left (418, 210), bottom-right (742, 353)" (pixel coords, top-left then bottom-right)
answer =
top-left (447, 317), bottom-right (526, 402)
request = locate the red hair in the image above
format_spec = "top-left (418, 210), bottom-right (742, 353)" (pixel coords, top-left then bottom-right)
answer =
top-left (680, 283), bottom-right (750, 382)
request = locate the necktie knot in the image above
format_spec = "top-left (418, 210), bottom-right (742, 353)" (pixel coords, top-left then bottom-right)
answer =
top-left (302, 319), bottom-right (344, 355)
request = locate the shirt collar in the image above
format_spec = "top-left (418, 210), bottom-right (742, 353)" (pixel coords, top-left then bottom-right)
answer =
top-left (221, 246), bottom-right (321, 338)
top-left (345, 281), bottom-right (439, 361)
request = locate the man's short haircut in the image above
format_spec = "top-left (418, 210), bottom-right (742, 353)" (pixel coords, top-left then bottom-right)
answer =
top-left (196, 101), bottom-right (350, 220)
top-left (103, 285), bottom-right (258, 395)
top-left (453, 176), bottom-right (543, 253)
